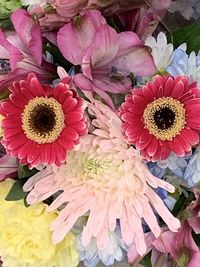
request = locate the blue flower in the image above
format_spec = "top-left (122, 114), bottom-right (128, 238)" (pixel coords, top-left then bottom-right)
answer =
top-left (167, 45), bottom-right (200, 84)
top-left (147, 162), bottom-right (166, 179)
top-left (76, 226), bottom-right (127, 267)
top-left (184, 149), bottom-right (200, 187)
top-left (157, 152), bottom-right (188, 178)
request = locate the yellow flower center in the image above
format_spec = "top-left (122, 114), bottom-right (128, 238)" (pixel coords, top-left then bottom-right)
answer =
top-left (143, 97), bottom-right (186, 141)
top-left (22, 97), bottom-right (64, 144)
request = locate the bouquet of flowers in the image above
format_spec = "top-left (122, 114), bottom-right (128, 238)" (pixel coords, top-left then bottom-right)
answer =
top-left (0, 0), bottom-right (199, 266)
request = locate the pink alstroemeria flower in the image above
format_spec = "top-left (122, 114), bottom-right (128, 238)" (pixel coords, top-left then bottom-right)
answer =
top-left (151, 222), bottom-right (200, 267)
top-left (57, 10), bottom-right (156, 107)
top-left (129, 224), bottom-right (200, 267)
top-left (0, 154), bottom-right (18, 181)
top-left (47, 0), bottom-right (88, 18)
top-left (116, 7), bottom-right (159, 41)
top-left (0, 9), bottom-right (55, 92)
top-left (113, 0), bottom-right (172, 41)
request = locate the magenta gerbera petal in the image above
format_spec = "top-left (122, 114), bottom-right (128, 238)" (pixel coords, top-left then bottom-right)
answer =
top-left (119, 75), bottom-right (200, 161)
top-left (0, 73), bottom-right (87, 167)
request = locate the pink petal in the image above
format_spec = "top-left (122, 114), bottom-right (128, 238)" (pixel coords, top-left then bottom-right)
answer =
top-left (11, 9), bottom-right (42, 65)
top-left (109, 33), bottom-right (156, 76)
top-left (87, 24), bottom-right (119, 68)
top-left (63, 98), bottom-right (78, 113)
top-left (169, 137), bottom-right (185, 157)
top-left (163, 76), bottom-right (174, 97)
top-left (146, 137), bottom-right (158, 157)
top-left (171, 80), bottom-right (185, 98)
top-left (136, 131), bottom-right (152, 150)
top-left (181, 128), bottom-right (199, 145)
top-left (188, 252), bottom-right (200, 267)
top-left (160, 142), bottom-right (171, 160)
top-left (65, 112), bottom-right (83, 125)
top-left (57, 10), bottom-right (105, 65)
top-left (0, 29), bottom-right (22, 70)
top-left (73, 74), bottom-right (93, 91)
top-left (7, 134), bottom-right (27, 150)
top-left (62, 127), bottom-right (79, 141)
top-left (18, 140), bottom-right (34, 159)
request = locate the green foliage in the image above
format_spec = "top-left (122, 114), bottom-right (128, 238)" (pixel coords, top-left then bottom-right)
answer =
top-left (139, 251), bottom-right (152, 267)
top-left (5, 180), bottom-right (27, 201)
top-left (171, 193), bottom-right (187, 217)
top-left (0, 0), bottom-right (22, 19)
top-left (18, 164), bottom-right (38, 179)
top-left (170, 24), bottom-right (200, 53)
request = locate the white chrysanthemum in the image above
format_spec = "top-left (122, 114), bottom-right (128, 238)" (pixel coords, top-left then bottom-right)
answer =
top-left (145, 32), bottom-right (174, 72)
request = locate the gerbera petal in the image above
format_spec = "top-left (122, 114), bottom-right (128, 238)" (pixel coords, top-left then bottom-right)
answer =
top-left (132, 95), bottom-right (149, 109)
top-left (61, 127), bottom-right (79, 142)
top-left (136, 132), bottom-right (152, 150)
top-left (71, 121), bottom-right (87, 132)
top-left (169, 137), bottom-right (185, 157)
top-left (146, 137), bottom-right (158, 157)
top-left (18, 140), bottom-right (34, 159)
top-left (152, 146), bottom-right (162, 161)
top-left (65, 112), bottom-right (84, 125)
top-left (181, 128), bottom-right (199, 145)
top-left (1, 118), bottom-right (21, 128)
top-left (7, 134), bottom-right (27, 150)
top-left (29, 77), bottom-right (45, 97)
top-left (63, 98), bottom-right (78, 113)
top-left (171, 80), bottom-right (185, 98)
top-left (141, 86), bottom-right (155, 102)
top-left (177, 135), bottom-right (191, 152)
top-left (125, 125), bottom-right (143, 142)
top-left (164, 76), bottom-right (174, 96)
top-left (10, 94), bottom-right (27, 108)
top-left (160, 142), bottom-right (171, 160)
top-left (3, 127), bottom-right (22, 138)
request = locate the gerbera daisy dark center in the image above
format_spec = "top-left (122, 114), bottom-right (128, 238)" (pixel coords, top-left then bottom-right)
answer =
top-left (143, 97), bottom-right (186, 141)
top-left (30, 104), bottom-right (56, 134)
top-left (153, 107), bottom-right (176, 130)
top-left (22, 97), bottom-right (64, 144)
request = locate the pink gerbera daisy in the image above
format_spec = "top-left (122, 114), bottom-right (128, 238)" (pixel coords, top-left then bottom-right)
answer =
top-left (0, 73), bottom-right (87, 167)
top-left (119, 75), bottom-right (200, 161)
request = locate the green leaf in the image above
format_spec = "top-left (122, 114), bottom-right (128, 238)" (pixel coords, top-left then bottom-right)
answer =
top-left (171, 193), bottom-right (187, 217)
top-left (18, 164), bottom-right (38, 179)
top-left (139, 251), bottom-right (152, 267)
top-left (170, 24), bottom-right (200, 53)
top-left (5, 180), bottom-right (27, 201)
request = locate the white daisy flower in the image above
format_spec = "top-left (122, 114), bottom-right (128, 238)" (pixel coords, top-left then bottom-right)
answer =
top-left (145, 32), bottom-right (174, 72)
